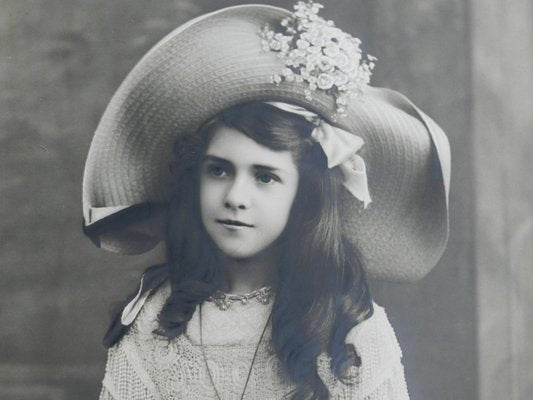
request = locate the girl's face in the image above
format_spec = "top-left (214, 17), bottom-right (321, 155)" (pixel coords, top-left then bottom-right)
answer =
top-left (200, 125), bottom-right (300, 259)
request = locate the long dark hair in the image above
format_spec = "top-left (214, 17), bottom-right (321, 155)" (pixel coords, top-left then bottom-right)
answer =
top-left (158, 102), bottom-right (373, 399)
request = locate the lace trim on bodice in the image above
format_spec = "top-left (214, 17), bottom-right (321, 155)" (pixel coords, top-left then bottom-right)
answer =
top-left (100, 282), bottom-right (409, 400)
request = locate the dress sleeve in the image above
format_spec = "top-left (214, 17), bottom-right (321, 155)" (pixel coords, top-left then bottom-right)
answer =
top-left (98, 344), bottom-right (159, 400)
top-left (98, 283), bottom-right (171, 400)
top-left (346, 303), bottom-right (409, 400)
top-left (361, 363), bottom-right (409, 400)
top-left (99, 386), bottom-right (114, 400)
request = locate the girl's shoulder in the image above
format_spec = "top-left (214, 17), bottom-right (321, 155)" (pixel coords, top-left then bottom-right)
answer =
top-left (335, 303), bottom-right (407, 398)
top-left (103, 264), bottom-right (170, 348)
top-left (345, 303), bottom-right (403, 361)
top-left (127, 279), bottom-right (171, 337)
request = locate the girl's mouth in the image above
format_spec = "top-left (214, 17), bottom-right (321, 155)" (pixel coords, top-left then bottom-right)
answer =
top-left (216, 219), bottom-right (254, 227)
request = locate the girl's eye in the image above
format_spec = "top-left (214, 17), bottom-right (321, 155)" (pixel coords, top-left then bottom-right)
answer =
top-left (207, 165), bottom-right (227, 177)
top-left (256, 173), bottom-right (278, 184)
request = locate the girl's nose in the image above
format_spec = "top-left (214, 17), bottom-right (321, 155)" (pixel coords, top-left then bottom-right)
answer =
top-left (224, 177), bottom-right (251, 210)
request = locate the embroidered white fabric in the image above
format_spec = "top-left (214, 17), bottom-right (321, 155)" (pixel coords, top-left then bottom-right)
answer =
top-left (99, 283), bottom-right (409, 400)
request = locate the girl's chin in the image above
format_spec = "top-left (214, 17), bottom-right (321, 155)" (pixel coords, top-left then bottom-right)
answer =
top-left (217, 247), bottom-right (261, 260)
top-left (207, 231), bottom-right (284, 261)
top-left (213, 241), bottom-right (274, 261)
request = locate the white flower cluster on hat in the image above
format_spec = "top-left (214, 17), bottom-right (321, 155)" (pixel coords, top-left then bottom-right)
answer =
top-left (260, 1), bottom-right (376, 116)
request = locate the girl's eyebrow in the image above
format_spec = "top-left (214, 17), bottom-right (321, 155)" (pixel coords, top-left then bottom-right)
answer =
top-left (203, 155), bottom-right (231, 165)
top-left (204, 154), bottom-right (286, 173)
top-left (253, 164), bottom-right (283, 173)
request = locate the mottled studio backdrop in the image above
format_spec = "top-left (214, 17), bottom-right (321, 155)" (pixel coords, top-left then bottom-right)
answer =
top-left (1, 0), bottom-right (532, 399)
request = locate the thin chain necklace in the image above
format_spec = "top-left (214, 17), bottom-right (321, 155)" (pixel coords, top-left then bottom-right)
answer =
top-left (199, 303), bottom-right (273, 400)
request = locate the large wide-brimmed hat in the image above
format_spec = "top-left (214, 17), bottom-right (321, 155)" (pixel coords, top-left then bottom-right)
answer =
top-left (83, 3), bottom-right (450, 282)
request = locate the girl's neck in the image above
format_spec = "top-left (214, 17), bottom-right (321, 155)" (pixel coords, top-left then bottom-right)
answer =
top-left (218, 246), bottom-right (279, 294)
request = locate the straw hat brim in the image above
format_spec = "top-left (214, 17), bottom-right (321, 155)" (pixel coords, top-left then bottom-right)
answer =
top-left (82, 4), bottom-right (450, 282)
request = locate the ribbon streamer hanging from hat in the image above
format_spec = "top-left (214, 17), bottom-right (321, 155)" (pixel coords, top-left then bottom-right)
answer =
top-left (266, 101), bottom-right (372, 208)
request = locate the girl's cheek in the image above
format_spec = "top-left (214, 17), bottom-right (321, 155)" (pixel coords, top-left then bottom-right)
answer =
top-left (200, 180), bottom-right (225, 208)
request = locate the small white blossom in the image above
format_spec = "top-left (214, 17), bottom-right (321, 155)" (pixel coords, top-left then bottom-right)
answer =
top-left (339, 38), bottom-right (355, 52)
top-left (307, 45), bottom-right (322, 54)
top-left (333, 53), bottom-right (349, 68)
top-left (324, 43), bottom-right (340, 57)
top-left (310, 3), bottom-right (323, 14)
top-left (261, 40), bottom-right (270, 52)
top-left (318, 55), bottom-right (334, 72)
top-left (310, 36), bottom-right (325, 47)
top-left (317, 73), bottom-right (334, 89)
top-left (333, 71), bottom-right (349, 86)
top-left (324, 27), bottom-right (343, 41)
top-left (296, 39), bottom-right (310, 49)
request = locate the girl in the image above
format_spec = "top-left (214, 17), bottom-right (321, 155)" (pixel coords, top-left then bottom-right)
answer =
top-left (83, 2), bottom-right (450, 399)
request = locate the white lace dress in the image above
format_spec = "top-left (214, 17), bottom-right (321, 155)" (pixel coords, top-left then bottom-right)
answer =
top-left (99, 283), bottom-right (409, 400)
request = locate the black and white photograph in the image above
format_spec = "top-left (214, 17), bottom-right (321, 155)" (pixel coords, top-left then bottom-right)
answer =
top-left (1, 0), bottom-right (532, 399)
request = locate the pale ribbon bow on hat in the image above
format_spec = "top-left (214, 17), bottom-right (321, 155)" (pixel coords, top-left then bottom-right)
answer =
top-left (266, 101), bottom-right (372, 208)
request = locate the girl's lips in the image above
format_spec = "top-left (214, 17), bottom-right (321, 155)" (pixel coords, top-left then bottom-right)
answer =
top-left (216, 219), bottom-right (254, 227)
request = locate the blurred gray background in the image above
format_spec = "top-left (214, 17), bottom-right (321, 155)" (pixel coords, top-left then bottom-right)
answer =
top-left (1, 0), bottom-right (532, 399)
